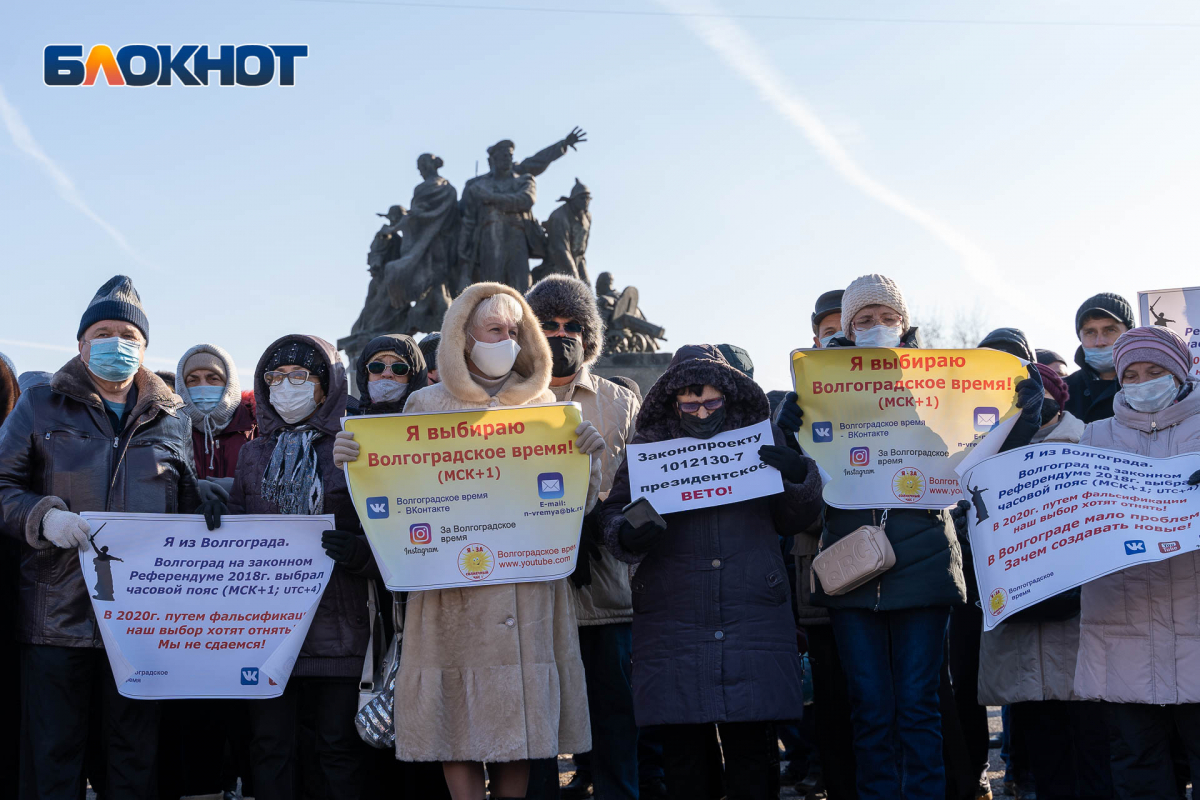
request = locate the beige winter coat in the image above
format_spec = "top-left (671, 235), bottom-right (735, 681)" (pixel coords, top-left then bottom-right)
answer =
top-left (978, 412), bottom-right (1085, 705)
top-left (393, 282), bottom-right (595, 762)
top-left (1074, 386), bottom-right (1200, 705)
top-left (554, 368), bottom-right (638, 626)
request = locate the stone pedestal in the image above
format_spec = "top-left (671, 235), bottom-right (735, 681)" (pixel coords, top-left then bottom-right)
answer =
top-left (592, 352), bottom-right (673, 399)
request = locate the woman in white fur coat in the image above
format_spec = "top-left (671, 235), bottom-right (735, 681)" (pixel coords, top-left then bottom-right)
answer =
top-left (335, 282), bottom-right (604, 800)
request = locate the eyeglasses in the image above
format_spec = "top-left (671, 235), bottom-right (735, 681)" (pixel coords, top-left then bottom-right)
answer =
top-left (677, 397), bottom-right (725, 414)
top-left (852, 313), bottom-right (903, 331)
top-left (264, 370), bottom-right (315, 387)
top-left (367, 361), bottom-right (411, 376)
top-left (541, 320), bottom-right (585, 334)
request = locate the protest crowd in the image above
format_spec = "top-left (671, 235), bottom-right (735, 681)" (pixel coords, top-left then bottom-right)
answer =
top-left (2, 270), bottom-right (1200, 800)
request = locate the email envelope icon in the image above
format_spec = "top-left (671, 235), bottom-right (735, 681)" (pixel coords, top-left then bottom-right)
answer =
top-left (538, 472), bottom-right (565, 499)
top-left (974, 407), bottom-right (1000, 432)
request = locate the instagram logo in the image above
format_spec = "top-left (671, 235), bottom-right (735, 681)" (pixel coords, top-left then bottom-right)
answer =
top-left (409, 523), bottom-right (432, 545)
top-left (849, 447), bottom-right (870, 467)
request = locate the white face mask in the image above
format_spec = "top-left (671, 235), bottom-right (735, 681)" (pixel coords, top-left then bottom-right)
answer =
top-left (469, 336), bottom-right (521, 378)
top-left (1123, 374), bottom-right (1179, 413)
top-left (818, 334), bottom-right (837, 349)
top-left (853, 325), bottom-right (904, 348)
top-left (367, 379), bottom-right (408, 404)
top-left (270, 381), bottom-right (319, 424)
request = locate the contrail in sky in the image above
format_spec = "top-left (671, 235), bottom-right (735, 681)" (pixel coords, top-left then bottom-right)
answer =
top-left (659, 0), bottom-right (1021, 302)
top-left (0, 81), bottom-right (153, 269)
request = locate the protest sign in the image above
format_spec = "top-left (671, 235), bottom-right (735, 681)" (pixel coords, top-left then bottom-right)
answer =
top-left (1137, 287), bottom-right (1200, 378)
top-left (955, 443), bottom-right (1200, 630)
top-left (79, 512), bottom-right (334, 699)
top-left (343, 402), bottom-right (591, 591)
top-left (626, 420), bottom-right (783, 514)
top-left (790, 347), bottom-right (1026, 510)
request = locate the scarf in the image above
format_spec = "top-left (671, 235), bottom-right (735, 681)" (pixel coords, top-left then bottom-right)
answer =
top-left (261, 429), bottom-right (324, 515)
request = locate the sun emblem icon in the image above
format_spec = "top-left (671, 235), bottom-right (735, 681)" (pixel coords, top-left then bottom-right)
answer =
top-left (891, 468), bottom-right (926, 503)
top-left (989, 587), bottom-right (1008, 616)
top-left (458, 544), bottom-right (495, 582)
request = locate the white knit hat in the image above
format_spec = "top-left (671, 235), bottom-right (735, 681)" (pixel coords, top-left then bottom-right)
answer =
top-left (840, 274), bottom-right (909, 338)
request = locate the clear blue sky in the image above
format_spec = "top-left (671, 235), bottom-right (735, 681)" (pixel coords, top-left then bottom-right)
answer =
top-left (3, 0), bottom-right (1199, 391)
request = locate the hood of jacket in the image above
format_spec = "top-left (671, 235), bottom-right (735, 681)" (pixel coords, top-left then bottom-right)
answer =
top-left (436, 282), bottom-right (553, 407)
top-left (525, 275), bottom-right (605, 368)
top-left (979, 327), bottom-right (1034, 363)
top-left (175, 343), bottom-right (242, 433)
top-left (634, 344), bottom-right (769, 443)
top-left (1035, 410), bottom-right (1086, 444)
top-left (355, 334), bottom-right (428, 413)
top-left (253, 334), bottom-right (347, 438)
top-left (1112, 379), bottom-right (1200, 434)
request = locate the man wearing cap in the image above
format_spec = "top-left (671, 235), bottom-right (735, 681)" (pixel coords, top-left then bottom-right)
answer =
top-left (1065, 292), bottom-right (1135, 423)
top-left (537, 178), bottom-right (592, 284)
top-left (811, 289), bottom-right (844, 348)
top-left (0, 275), bottom-right (203, 798)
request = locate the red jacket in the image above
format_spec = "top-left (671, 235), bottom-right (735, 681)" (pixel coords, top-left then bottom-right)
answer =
top-left (191, 390), bottom-right (257, 480)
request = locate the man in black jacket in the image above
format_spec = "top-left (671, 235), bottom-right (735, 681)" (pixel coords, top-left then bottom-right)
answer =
top-left (1064, 292), bottom-right (1134, 423)
top-left (0, 276), bottom-right (201, 799)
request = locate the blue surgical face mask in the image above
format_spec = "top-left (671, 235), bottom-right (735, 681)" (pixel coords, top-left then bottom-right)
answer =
top-left (818, 334), bottom-right (837, 349)
top-left (1083, 345), bottom-right (1114, 372)
top-left (1123, 374), bottom-right (1179, 413)
top-left (853, 325), bottom-right (903, 349)
top-left (86, 336), bottom-right (142, 382)
top-left (188, 384), bottom-right (225, 413)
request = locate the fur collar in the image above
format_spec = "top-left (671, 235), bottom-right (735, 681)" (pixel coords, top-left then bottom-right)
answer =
top-left (436, 282), bottom-right (553, 407)
top-left (51, 357), bottom-right (180, 421)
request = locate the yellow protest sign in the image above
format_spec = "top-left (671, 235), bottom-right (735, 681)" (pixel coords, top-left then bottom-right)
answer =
top-left (790, 348), bottom-right (1027, 509)
top-left (342, 402), bottom-right (590, 591)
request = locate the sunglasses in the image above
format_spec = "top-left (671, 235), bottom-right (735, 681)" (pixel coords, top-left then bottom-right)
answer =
top-left (264, 370), bottom-right (315, 387)
top-left (676, 397), bottom-right (725, 414)
top-left (541, 320), bottom-right (585, 334)
top-left (367, 361), bottom-right (411, 376)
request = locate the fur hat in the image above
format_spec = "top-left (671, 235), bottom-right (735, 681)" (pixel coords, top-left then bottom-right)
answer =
top-left (1113, 326), bottom-right (1192, 386)
top-left (78, 275), bottom-right (149, 342)
top-left (840, 274), bottom-right (909, 338)
top-left (526, 275), bottom-right (605, 367)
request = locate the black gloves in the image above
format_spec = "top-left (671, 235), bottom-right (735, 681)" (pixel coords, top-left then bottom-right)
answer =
top-left (758, 445), bottom-right (810, 484)
top-left (571, 510), bottom-right (603, 588)
top-left (999, 365), bottom-right (1044, 453)
top-left (1189, 471), bottom-right (1200, 486)
top-left (775, 392), bottom-right (804, 435)
top-left (321, 529), bottom-right (369, 566)
top-left (950, 499), bottom-right (971, 545)
top-left (196, 499), bottom-right (225, 531)
top-left (618, 519), bottom-right (667, 555)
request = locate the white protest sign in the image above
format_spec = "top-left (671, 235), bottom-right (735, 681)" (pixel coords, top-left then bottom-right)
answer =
top-left (955, 444), bottom-right (1200, 630)
top-left (80, 513), bottom-right (335, 699)
top-left (1137, 287), bottom-right (1200, 378)
top-left (626, 420), bottom-right (783, 515)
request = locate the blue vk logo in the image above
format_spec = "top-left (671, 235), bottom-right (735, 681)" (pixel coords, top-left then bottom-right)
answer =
top-left (240, 668), bottom-right (259, 685)
top-left (538, 472), bottom-right (564, 500)
top-left (812, 422), bottom-right (833, 443)
top-left (365, 496), bottom-right (389, 519)
top-left (1124, 540), bottom-right (1146, 555)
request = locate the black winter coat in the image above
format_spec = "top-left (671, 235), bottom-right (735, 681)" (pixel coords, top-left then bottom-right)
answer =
top-left (229, 334), bottom-right (374, 678)
top-left (600, 345), bottom-right (823, 726)
top-left (1064, 346), bottom-right (1118, 423)
top-left (0, 360), bottom-right (200, 647)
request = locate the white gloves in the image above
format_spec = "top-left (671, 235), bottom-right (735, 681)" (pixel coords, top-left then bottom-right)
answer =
top-left (42, 508), bottom-right (92, 551)
top-left (575, 422), bottom-right (605, 457)
top-left (333, 430), bottom-right (361, 467)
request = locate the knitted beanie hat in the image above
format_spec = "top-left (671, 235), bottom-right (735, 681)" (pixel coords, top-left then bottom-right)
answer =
top-left (1075, 292), bottom-right (1134, 336)
top-left (182, 351), bottom-right (227, 383)
top-left (419, 333), bottom-right (441, 373)
top-left (840, 274), bottom-right (909, 337)
top-left (1036, 349), bottom-right (1067, 367)
top-left (1112, 326), bottom-right (1191, 385)
top-left (77, 275), bottom-right (149, 342)
top-left (1035, 363), bottom-right (1070, 411)
top-left (265, 341), bottom-right (329, 391)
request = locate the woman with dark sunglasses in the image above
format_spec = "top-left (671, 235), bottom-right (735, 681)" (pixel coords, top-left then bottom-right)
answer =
top-left (352, 334), bottom-right (429, 416)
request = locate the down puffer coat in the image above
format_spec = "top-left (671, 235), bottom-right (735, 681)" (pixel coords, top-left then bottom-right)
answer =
top-left (228, 334), bottom-right (373, 678)
top-left (599, 344), bottom-right (823, 726)
top-left (1074, 384), bottom-right (1200, 704)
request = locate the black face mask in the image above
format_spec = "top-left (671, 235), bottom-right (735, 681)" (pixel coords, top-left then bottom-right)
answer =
top-left (547, 336), bottom-right (586, 378)
top-left (679, 406), bottom-right (726, 439)
top-left (1040, 397), bottom-right (1061, 426)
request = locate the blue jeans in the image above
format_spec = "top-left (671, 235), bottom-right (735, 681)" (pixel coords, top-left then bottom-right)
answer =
top-left (829, 607), bottom-right (949, 800)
